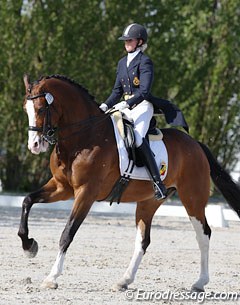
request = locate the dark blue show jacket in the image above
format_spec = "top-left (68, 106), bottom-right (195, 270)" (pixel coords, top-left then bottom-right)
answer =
top-left (105, 52), bottom-right (189, 133)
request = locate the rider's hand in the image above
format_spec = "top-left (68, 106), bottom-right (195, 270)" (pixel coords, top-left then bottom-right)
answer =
top-left (99, 103), bottom-right (108, 112)
top-left (113, 101), bottom-right (129, 111)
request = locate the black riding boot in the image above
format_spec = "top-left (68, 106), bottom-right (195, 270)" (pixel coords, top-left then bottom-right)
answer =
top-left (137, 138), bottom-right (167, 200)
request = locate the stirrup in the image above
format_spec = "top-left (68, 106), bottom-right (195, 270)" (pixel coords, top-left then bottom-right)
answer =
top-left (153, 182), bottom-right (167, 200)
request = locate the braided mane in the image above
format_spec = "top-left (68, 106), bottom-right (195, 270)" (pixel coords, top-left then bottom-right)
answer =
top-left (38, 74), bottom-right (97, 104)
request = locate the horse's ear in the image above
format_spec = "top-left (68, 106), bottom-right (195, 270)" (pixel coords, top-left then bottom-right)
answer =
top-left (23, 74), bottom-right (30, 92)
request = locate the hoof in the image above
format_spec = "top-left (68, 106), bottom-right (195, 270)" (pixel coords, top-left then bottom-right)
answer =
top-left (111, 282), bottom-right (128, 292)
top-left (191, 286), bottom-right (205, 293)
top-left (24, 239), bottom-right (38, 258)
top-left (41, 279), bottom-right (58, 289)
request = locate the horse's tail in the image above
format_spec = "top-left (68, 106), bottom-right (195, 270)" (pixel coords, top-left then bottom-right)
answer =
top-left (198, 141), bottom-right (240, 218)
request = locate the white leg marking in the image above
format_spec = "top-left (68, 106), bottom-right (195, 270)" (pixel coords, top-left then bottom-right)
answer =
top-left (116, 226), bottom-right (144, 289)
top-left (190, 216), bottom-right (210, 291)
top-left (41, 251), bottom-right (66, 289)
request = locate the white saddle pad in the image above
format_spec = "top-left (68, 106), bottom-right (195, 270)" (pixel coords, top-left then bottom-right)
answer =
top-left (111, 116), bottom-right (168, 181)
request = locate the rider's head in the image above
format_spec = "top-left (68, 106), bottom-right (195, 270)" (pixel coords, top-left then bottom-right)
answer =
top-left (118, 23), bottom-right (148, 53)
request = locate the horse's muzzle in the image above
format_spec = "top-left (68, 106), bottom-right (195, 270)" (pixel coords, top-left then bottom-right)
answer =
top-left (28, 134), bottom-right (49, 154)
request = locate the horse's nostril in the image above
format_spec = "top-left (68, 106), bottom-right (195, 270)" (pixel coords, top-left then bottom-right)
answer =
top-left (34, 142), bottom-right (39, 148)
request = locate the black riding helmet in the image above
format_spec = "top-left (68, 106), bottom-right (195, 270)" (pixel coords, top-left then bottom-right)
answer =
top-left (118, 23), bottom-right (148, 44)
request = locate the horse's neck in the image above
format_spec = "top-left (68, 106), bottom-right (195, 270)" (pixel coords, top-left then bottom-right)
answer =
top-left (59, 93), bottom-right (99, 128)
top-left (57, 92), bottom-right (114, 150)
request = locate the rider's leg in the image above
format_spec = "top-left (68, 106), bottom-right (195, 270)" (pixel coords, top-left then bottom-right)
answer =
top-left (130, 101), bottom-right (167, 200)
top-left (130, 100), bottom-right (153, 148)
top-left (137, 138), bottom-right (167, 200)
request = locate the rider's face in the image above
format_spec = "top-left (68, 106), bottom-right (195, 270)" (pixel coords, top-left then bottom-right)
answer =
top-left (124, 39), bottom-right (138, 52)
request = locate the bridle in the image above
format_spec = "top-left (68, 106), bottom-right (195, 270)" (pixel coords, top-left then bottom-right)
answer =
top-left (26, 91), bottom-right (116, 145)
top-left (26, 92), bottom-right (57, 145)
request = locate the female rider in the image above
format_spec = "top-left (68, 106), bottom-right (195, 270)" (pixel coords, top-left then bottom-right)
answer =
top-left (99, 23), bottom-right (167, 200)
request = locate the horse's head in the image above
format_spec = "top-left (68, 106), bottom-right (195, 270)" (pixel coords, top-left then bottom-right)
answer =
top-left (23, 75), bottom-right (60, 154)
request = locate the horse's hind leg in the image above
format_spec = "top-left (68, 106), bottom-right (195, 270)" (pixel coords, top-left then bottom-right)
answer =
top-left (178, 183), bottom-right (211, 292)
top-left (113, 198), bottom-right (162, 291)
top-left (190, 215), bottom-right (211, 292)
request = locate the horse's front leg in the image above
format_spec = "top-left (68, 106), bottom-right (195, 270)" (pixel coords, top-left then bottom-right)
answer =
top-left (41, 184), bottom-right (96, 289)
top-left (18, 177), bottom-right (73, 258)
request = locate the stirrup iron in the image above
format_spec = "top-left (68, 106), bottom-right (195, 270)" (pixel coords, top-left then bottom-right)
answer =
top-left (153, 181), bottom-right (167, 200)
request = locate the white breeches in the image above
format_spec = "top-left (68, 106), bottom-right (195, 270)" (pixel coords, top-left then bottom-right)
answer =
top-left (124, 100), bottom-right (153, 147)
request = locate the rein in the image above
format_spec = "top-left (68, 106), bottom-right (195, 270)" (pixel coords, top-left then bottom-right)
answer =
top-left (57, 112), bottom-right (114, 142)
top-left (27, 92), bottom-right (116, 144)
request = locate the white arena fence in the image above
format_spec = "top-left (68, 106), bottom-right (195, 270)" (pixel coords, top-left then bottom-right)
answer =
top-left (0, 194), bottom-right (239, 228)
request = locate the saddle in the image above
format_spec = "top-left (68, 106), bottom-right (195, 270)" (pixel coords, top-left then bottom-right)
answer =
top-left (114, 112), bottom-right (163, 167)
top-left (101, 112), bottom-right (164, 205)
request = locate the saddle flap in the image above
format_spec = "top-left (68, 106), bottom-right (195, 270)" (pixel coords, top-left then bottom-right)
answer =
top-left (123, 119), bottom-right (136, 163)
top-left (112, 111), bottom-right (136, 152)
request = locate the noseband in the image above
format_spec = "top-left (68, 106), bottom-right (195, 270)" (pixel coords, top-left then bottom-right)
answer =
top-left (27, 92), bottom-right (57, 145)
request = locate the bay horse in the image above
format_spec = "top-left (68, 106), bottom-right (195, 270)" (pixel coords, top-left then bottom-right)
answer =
top-left (18, 74), bottom-right (240, 292)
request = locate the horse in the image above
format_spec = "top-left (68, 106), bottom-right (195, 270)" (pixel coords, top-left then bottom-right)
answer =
top-left (18, 74), bottom-right (240, 292)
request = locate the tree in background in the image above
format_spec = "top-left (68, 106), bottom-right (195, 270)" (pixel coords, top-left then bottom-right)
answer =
top-left (146, 0), bottom-right (240, 166)
top-left (0, 0), bottom-right (239, 192)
